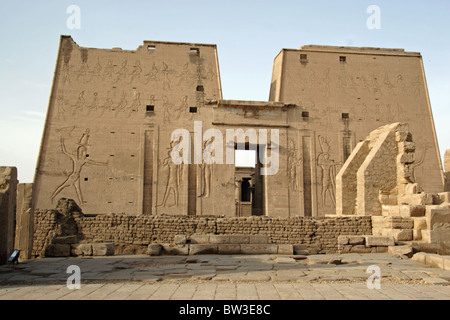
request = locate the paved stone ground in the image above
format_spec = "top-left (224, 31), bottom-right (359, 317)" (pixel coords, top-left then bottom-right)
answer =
top-left (0, 253), bottom-right (449, 300)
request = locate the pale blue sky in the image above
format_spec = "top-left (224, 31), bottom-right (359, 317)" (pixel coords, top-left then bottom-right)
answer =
top-left (1, 0), bottom-right (449, 182)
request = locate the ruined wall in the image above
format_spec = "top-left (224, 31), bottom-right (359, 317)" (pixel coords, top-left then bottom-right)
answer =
top-left (32, 212), bottom-right (372, 256)
top-left (0, 167), bottom-right (18, 265)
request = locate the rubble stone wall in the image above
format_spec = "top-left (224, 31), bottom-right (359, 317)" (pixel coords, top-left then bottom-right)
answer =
top-left (32, 210), bottom-right (372, 257)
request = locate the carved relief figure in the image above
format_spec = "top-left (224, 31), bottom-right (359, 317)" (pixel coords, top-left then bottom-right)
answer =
top-left (56, 95), bottom-right (66, 120)
top-left (89, 57), bottom-right (102, 82)
top-left (114, 91), bottom-right (128, 117)
top-left (72, 91), bottom-right (86, 116)
top-left (144, 62), bottom-right (158, 84)
top-left (86, 92), bottom-right (99, 116)
top-left (288, 139), bottom-right (302, 191)
top-left (115, 60), bottom-right (128, 83)
top-left (130, 60), bottom-right (142, 83)
top-left (162, 62), bottom-right (171, 90)
top-left (77, 49), bottom-right (90, 81)
top-left (50, 129), bottom-right (108, 206)
top-left (162, 95), bottom-right (172, 123)
top-left (178, 62), bottom-right (192, 85)
top-left (317, 136), bottom-right (340, 207)
top-left (158, 137), bottom-right (184, 207)
top-left (198, 137), bottom-right (215, 198)
top-left (102, 59), bottom-right (114, 80)
top-left (411, 147), bottom-right (427, 183)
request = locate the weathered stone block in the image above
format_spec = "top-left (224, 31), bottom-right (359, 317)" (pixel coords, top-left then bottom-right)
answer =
top-left (162, 244), bottom-right (189, 255)
top-left (189, 244), bottom-right (218, 255)
top-left (209, 235), bottom-right (230, 244)
top-left (45, 244), bottom-right (70, 257)
top-left (348, 236), bottom-right (365, 245)
top-left (365, 236), bottom-right (395, 247)
top-left (350, 245), bottom-right (372, 253)
top-left (147, 244), bottom-right (162, 256)
top-left (411, 252), bottom-right (427, 264)
top-left (277, 244), bottom-right (293, 255)
top-left (174, 234), bottom-right (187, 245)
top-left (249, 235), bottom-right (269, 244)
top-left (71, 244), bottom-right (92, 256)
top-left (388, 245), bottom-right (413, 257)
top-left (426, 254), bottom-right (445, 269)
top-left (92, 243), bottom-right (114, 256)
top-left (52, 235), bottom-right (78, 244)
top-left (227, 235), bottom-right (250, 244)
top-left (383, 216), bottom-right (413, 229)
top-left (218, 244), bottom-right (241, 254)
top-left (189, 235), bottom-right (211, 244)
top-left (444, 256), bottom-right (450, 271)
top-left (426, 208), bottom-right (450, 230)
top-left (240, 244), bottom-right (278, 254)
top-left (382, 229), bottom-right (413, 241)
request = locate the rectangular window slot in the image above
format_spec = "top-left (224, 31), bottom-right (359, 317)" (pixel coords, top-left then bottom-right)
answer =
top-left (339, 56), bottom-right (346, 63)
top-left (302, 111), bottom-right (309, 118)
top-left (300, 54), bottom-right (308, 61)
top-left (147, 45), bottom-right (156, 50)
top-left (146, 105), bottom-right (155, 112)
top-left (342, 113), bottom-right (349, 119)
top-left (84, 178), bottom-right (88, 181)
top-left (189, 107), bottom-right (198, 113)
top-left (190, 48), bottom-right (200, 55)
top-left (196, 85), bottom-right (204, 92)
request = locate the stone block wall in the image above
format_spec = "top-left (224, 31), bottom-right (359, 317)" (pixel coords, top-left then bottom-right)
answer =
top-left (32, 210), bottom-right (372, 257)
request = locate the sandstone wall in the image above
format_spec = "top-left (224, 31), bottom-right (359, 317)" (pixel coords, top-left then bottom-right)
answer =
top-left (32, 211), bottom-right (372, 257)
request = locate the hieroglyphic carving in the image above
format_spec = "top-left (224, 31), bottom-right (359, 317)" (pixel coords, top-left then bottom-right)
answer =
top-left (72, 91), bottom-right (86, 116)
top-left (130, 91), bottom-right (141, 114)
top-left (115, 60), bottom-right (128, 83)
top-left (56, 95), bottom-right (66, 120)
top-left (410, 147), bottom-right (427, 184)
top-left (89, 57), bottom-right (102, 82)
top-left (61, 38), bottom-right (73, 84)
top-left (77, 48), bottom-right (90, 81)
top-left (102, 59), bottom-right (114, 80)
top-left (178, 62), bottom-right (192, 85)
top-left (130, 60), bottom-right (142, 84)
top-left (114, 91), bottom-right (128, 117)
top-left (50, 129), bottom-right (108, 205)
top-left (198, 137), bottom-right (214, 198)
top-left (86, 92), bottom-right (99, 116)
top-left (100, 91), bottom-right (114, 115)
top-left (144, 62), bottom-right (158, 84)
top-left (288, 139), bottom-right (302, 191)
top-left (162, 95), bottom-right (172, 123)
top-left (317, 135), bottom-right (340, 207)
top-left (158, 137), bottom-right (184, 207)
top-left (162, 62), bottom-right (171, 90)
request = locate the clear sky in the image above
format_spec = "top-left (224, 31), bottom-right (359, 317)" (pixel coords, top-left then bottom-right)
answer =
top-left (1, 0), bottom-right (449, 183)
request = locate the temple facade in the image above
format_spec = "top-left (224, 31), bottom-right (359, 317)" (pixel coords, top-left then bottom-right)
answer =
top-left (32, 36), bottom-right (444, 217)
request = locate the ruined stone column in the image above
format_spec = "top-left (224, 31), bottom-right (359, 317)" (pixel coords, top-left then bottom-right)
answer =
top-left (444, 150), bottom-right (450, 192)
top-left (14, 183), bottom-right (34, 261)
top-left (0, 167), bottom-right (18, 265)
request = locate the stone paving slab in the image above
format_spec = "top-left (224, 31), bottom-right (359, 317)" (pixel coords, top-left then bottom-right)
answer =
top-left (0, 253), bottom-right (449, 300)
